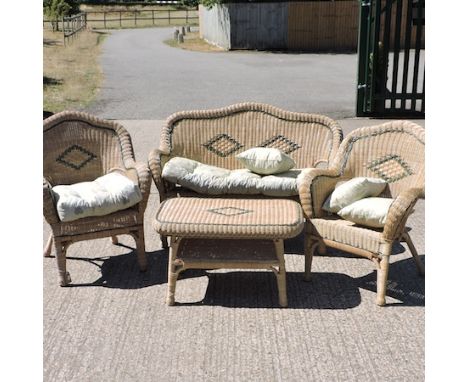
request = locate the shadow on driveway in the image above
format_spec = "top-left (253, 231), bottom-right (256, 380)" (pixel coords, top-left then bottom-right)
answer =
top-left (60, 243), bottom-right (424, 309)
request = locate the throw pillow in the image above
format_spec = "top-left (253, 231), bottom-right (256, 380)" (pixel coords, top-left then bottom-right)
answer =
top-left (337, 197), bottom-right (394, 228)
top-left (236, 147), bottom-right (296, 175)
top-left (322, 177), bottom-right (387, 213)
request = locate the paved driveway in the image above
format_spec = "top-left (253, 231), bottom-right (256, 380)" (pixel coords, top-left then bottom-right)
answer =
top-left (85, 28), bottom-right (358, 119)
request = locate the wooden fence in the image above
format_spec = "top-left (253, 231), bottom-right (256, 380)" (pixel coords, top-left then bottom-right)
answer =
top-left (82, 8), bottom-right (198, 29)
top-left (63, 13), bottom-right (87, 44)
top-left (44, 8), bottom-right (199, 32)
top-left (287, 1), bottom-right (359, 51)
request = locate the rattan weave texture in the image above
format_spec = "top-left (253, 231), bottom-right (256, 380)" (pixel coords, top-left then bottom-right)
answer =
top-left (43, 111), bottom-right (151, 286)
top-left (299, 121), bottom-right (425, 306)
top-left (149, 103), bottom-right (343, 204)
top-left (154, 198), bottom-right (304, 239)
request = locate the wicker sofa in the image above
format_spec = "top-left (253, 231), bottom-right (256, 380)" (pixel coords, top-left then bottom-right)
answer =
top-left (148, 102), bottom-right (343, 247)
top-left (149, 102), bottom-right (343, 201)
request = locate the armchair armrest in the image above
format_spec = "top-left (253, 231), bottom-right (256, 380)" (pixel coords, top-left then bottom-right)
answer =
top-left (382, 188), bottom-right (423, 242)
top-left (43, 178), bottom-right (59, 225)
top-left (298, 168), bottom-right (342, 219)
top-left (122, 159), bottom-right (152, 214)
top-left (148, 148), bottom-right (167, 201)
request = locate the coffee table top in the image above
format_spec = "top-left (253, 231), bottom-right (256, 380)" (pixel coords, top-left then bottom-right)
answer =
top-left (154, 197), bottom-right (304, 239)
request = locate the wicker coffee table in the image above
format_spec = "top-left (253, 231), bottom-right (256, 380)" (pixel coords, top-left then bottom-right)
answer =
top-left (154, 197), bottom-right (304, 307)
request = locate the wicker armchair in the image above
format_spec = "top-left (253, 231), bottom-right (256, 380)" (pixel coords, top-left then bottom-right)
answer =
top-left (43, 111), bottom-right (151, 286)
top-left (299, 121), bottom-right (425, 306)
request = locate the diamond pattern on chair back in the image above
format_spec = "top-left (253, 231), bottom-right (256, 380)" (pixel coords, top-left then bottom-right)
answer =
top-left (43, 114), bottom-right (126, 186)
top-left (159, 103), bottom-right (343, 170)
top-left (333, 121), bottom-right (425, 198)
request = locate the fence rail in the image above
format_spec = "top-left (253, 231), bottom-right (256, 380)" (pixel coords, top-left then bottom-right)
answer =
top-left (63, 13), bottom-right (87, 42)
top-left (85, 8), bottom-right (198, 29)
top-left (44, 8), bottom-right (198, 32)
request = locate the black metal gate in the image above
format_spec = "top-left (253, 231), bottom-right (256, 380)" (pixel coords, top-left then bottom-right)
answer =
top-left (356, 0), bottom-right (425, 117)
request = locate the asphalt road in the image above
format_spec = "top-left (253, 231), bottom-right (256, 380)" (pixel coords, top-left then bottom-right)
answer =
top-left (85, 27), bottom-right (358, 120)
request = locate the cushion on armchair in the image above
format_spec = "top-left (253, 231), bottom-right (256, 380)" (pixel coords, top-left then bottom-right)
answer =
top-left (337, 197), bottom-right (394, 228)
top-left (51, 172), bottom-right (142, 222)
top-left (162, 156), bottom-right (306, 196)
top-left (322, 177), bottom-right (387, 213)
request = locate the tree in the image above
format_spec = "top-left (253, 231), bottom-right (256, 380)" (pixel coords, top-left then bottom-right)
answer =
top-left (179, 0), bottom-right (223, 8)
top-left (43, 0), bottom-right (79, 31)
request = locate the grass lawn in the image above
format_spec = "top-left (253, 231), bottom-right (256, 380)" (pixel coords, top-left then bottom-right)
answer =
top-left (43, 29), bottom-right (108, 113)
top-left (164, 31), bottom-right (224, 53)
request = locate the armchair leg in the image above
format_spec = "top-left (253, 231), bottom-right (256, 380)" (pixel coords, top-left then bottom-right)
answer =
top-left (376, 244), bottom-right (392, 306)
top-left (43, 234), bottom-right (53, 258)
top-left (304, 223), bottom-right (318, 282)
top-left (133, 228), bottom-right (148, 272)
top-left (402, 232), bottom-right (425, 276)
top-left (111, 235), bottom-right (119, 245)
top-left (54, 240), bottom-right (71, 286)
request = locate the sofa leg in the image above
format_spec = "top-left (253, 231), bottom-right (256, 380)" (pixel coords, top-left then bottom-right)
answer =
top-left (54, 240), bottom-right (71, 286)
top-left (402, 232), bottom-right (425, 276)
top-left (43, 234), bottom-right (53, 258)
top-left (111, 235), bottom-right (119, 245)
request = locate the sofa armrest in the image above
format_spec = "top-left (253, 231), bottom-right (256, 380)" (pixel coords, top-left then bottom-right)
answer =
top-left (43, 178), bottom-right (59, 225)
top-left (298, 168), bottom-right (342, 219)
top-left (382, 188), bottom-right (423, 242)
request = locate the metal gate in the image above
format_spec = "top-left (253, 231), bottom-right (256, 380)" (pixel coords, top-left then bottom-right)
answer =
top-left (356, 0), bottom-right (425, 117)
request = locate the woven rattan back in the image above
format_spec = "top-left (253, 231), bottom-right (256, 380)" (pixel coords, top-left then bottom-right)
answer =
top-left (43, 111), bottom-right (133, 186)
top-left (158, 103), bottom-right (343, 170)
top-left (332, 121), bottom-right (425, 197)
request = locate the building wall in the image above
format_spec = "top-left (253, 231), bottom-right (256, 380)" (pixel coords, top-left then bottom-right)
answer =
top-left (228, 2), bottom-right (288, 50)
top-left (199, 4), bottom-right (232, 49)
top-left (199, 1), bottom-right (359, 52)
top-left (199, 1), bottom-right (424, 52)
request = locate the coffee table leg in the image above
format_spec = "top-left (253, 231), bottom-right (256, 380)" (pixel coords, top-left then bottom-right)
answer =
top-left (166, 236), bottom-right (181, 306)
top-left (273, 239), bottom-right (288, 308)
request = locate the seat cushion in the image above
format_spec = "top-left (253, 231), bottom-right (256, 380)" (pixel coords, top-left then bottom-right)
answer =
top-left (311, 216), bottom-right (384, 253)
top-left (162, 157), bottom-right (306, 197)
top-left (51, 172), bottom-right (142, 222)
top-left (235, 147), bottom-right (296, 175)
